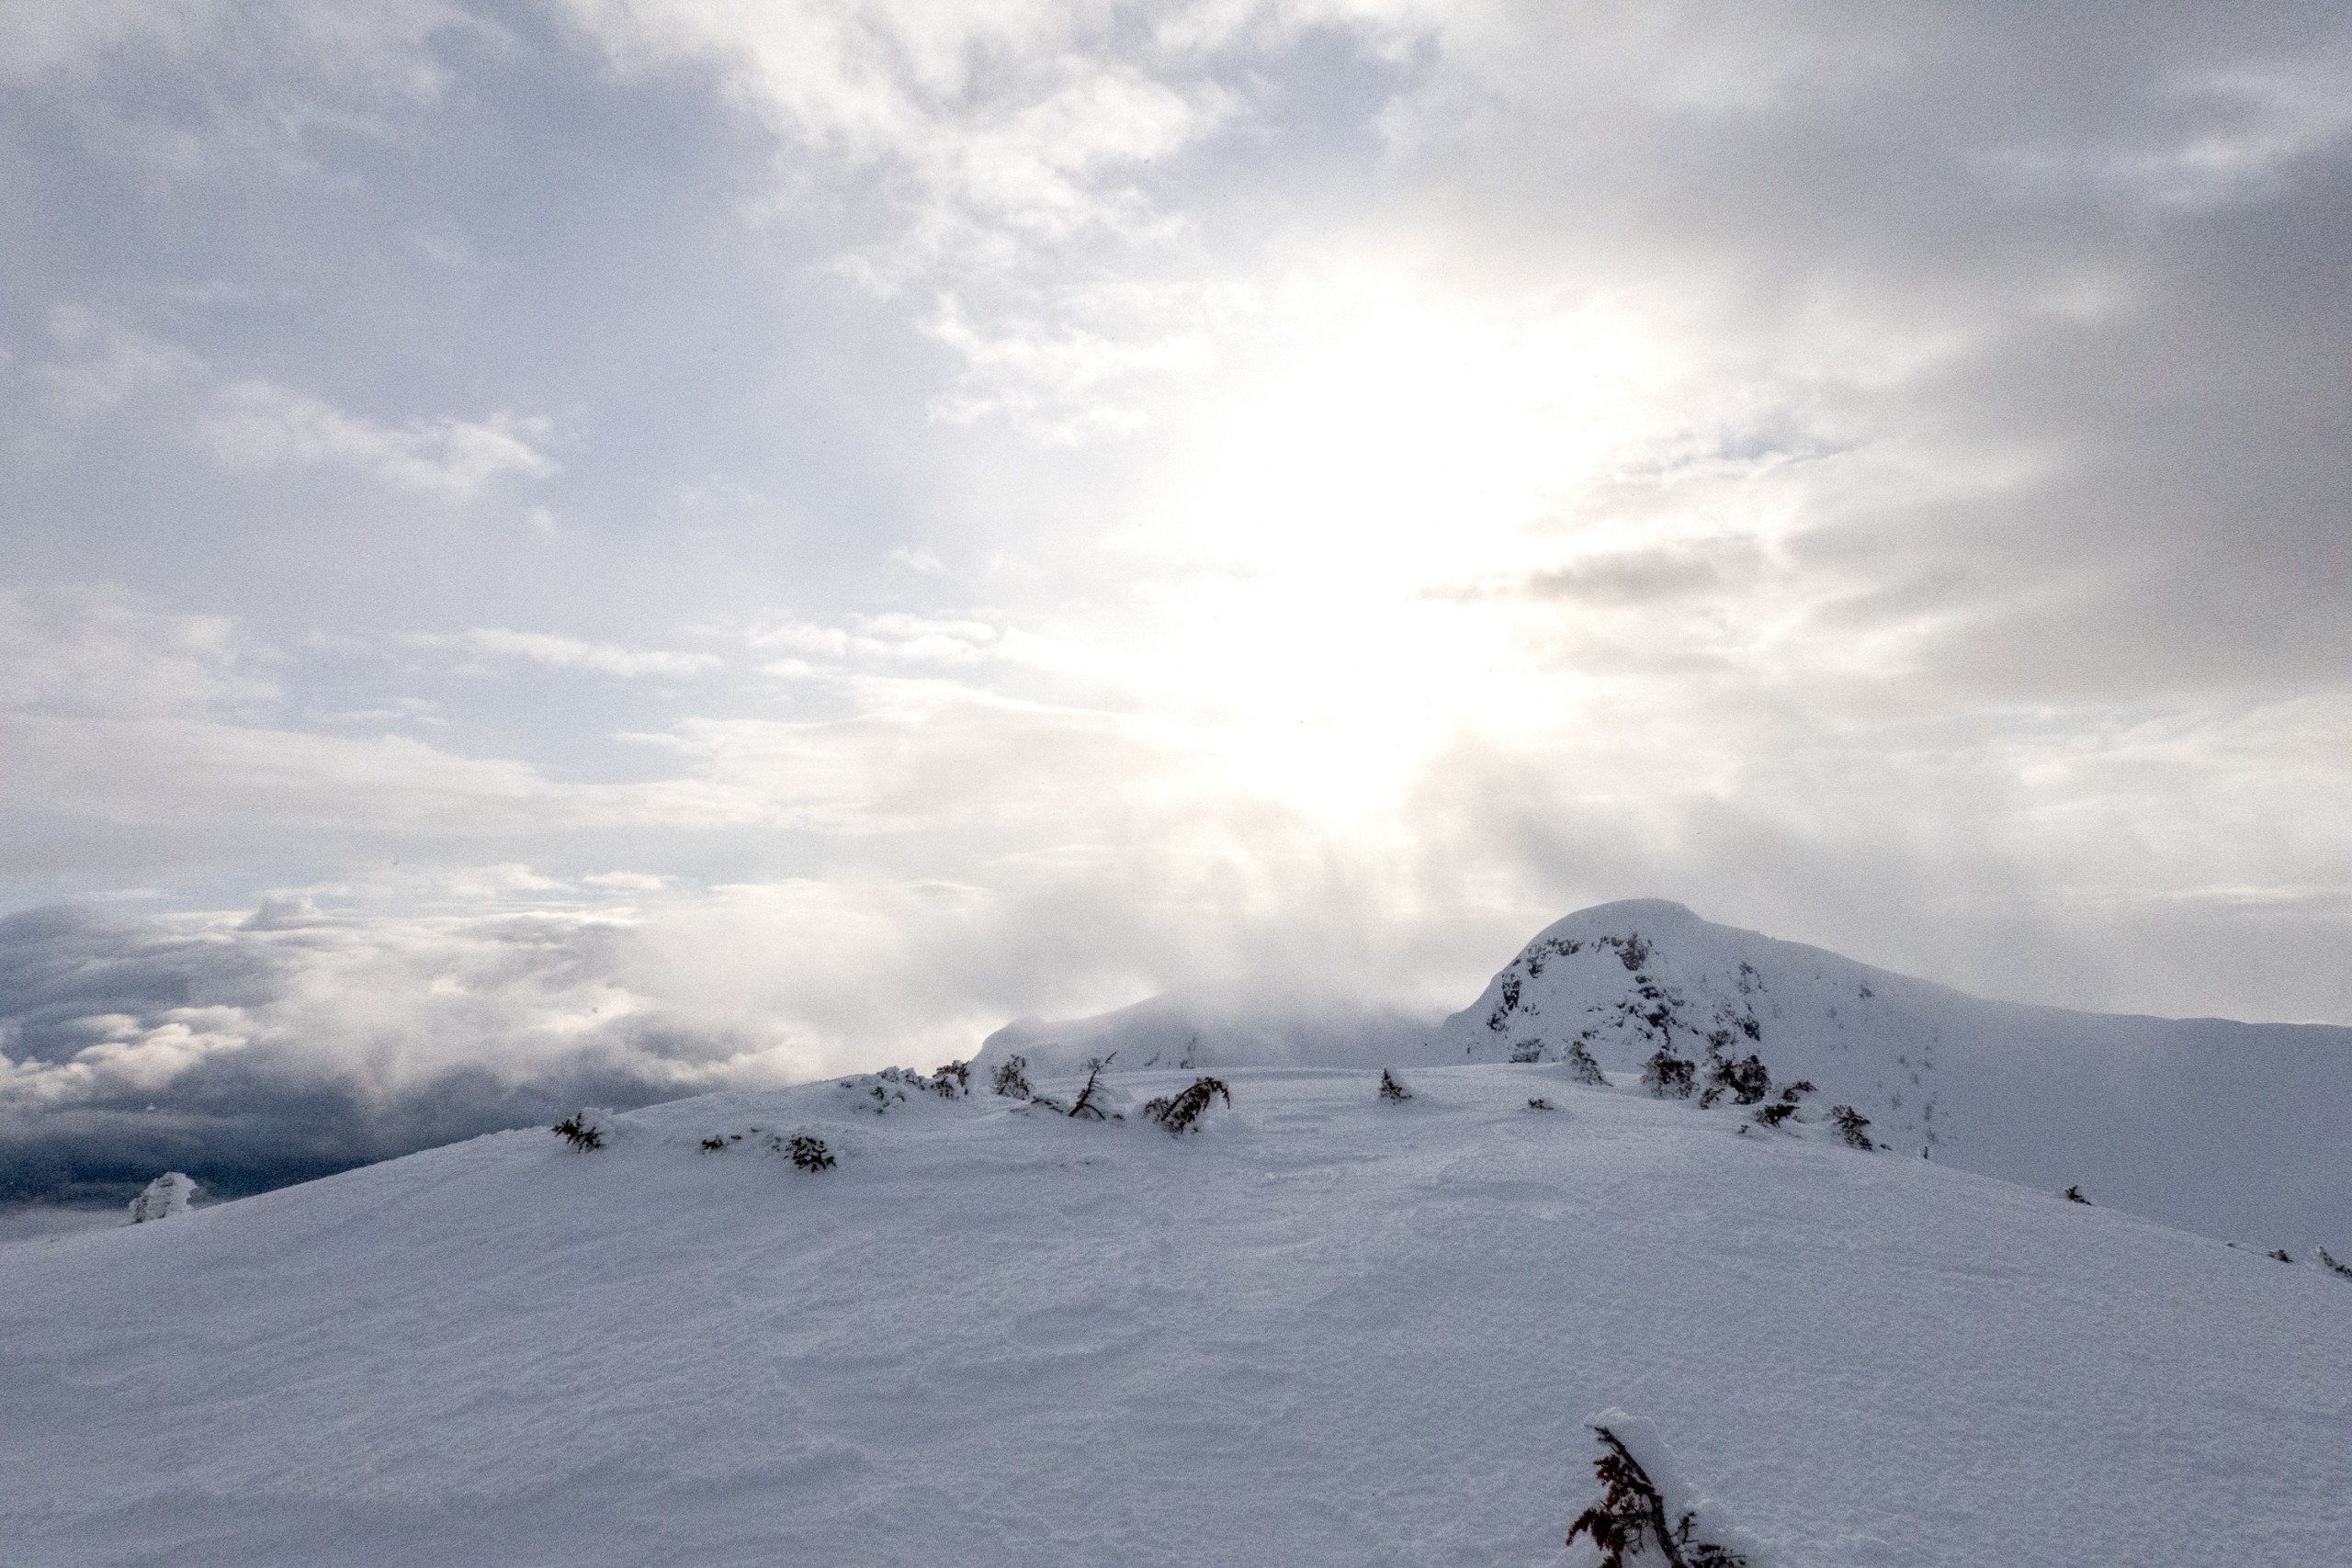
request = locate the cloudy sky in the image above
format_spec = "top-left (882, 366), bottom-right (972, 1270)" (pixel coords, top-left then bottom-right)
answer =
top-left (6, 1), bottom-right (2351, 1196)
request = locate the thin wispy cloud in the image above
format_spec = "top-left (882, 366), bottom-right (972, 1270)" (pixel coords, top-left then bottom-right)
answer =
top-left (444, 627), bottom-right (719, 678)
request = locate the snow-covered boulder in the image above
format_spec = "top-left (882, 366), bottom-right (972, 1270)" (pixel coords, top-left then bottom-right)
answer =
top-left (127, 1171), bottom-right (198, 1223)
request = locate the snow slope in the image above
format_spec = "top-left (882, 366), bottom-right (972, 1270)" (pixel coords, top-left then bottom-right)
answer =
top-left (5, 1061), bottom-right (2348, 1567)
top-left (1408, 900), bottom-right (2352, 1254)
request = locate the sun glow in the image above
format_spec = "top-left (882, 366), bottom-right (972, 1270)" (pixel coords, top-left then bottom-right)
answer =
top-left (1095, 275), bottom-right (1716, 816)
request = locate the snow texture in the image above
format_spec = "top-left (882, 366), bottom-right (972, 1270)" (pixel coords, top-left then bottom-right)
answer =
top-left (5, 1060), bottom-right (2348, 1567)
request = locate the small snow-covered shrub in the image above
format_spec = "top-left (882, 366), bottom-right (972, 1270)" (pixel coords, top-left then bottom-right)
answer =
top-left (1753, 1078), bottom-right (1813, 1129)
top-left (847, 1077), bottom-right (912, 1114)
top-left (990, 1054), bottom-right (1034, 1100)
top-left (1566, 1421), bottom-right (1747, 1568)
top-left (128, 1172), bottom-right (198, 1223)
top-left (1143, 1076), bottom-right (1230, 1134)
top-left (2269, 1248), bottom-right (2294, 1263)
top-left (868, 1063), bottom-right (967, 1100)
top-left (1566, 1040), bottom-right (1608, 1086)
top-left (1377, 1068), bottom-right (1414, 1103)
top-left (1828, 1105), bottom-right (1874, 1150)
top-left (1067, 1054), bottom-right (1118, 1121)
top-left (1528, 1096), bottom-right (1555, 1111)
top-left (1642, 1050), bottom-right (1695, 1100)
top-left (2064, 1185), bottom-right (2092, 1204)
top-left (1715, 1054), bottom-right (1771, 1106)
top-left (1699, 1048), bottom-right (1770, 1110)
top-left (552, 1111), bottom-right (608, 1151)
top-left (698, 1135), bottom-right (728, 1153)
top-left (786, 1134), bottom-right (835, 1172)
top-left (2318, 1246), bottom-right (2352, 1280)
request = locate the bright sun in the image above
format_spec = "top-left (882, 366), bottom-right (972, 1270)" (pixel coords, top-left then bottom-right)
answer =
top-left (1096, 272), bottom-right (1722, 817)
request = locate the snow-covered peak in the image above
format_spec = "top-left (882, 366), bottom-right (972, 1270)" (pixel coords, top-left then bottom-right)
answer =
top-left (1430, 900), bottom-right (2352, 1253)
top-left (1436, 901), bottom-right (1937, 1074)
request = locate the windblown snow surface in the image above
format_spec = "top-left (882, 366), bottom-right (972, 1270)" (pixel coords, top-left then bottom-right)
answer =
top-left (6, 1055), bottom-right (2350, 1566)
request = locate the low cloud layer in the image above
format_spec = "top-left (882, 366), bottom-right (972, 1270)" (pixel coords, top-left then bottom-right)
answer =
top-left (0, 904), bottom-right (707, 1200)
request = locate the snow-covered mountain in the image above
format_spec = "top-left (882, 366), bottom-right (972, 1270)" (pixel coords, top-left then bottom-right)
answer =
top-left (1422, 899), bottom-right (2352, 1252)
top-left (7, 899), bottom-right (2349, 1565)
top-left (988, 899), bottom-right (2350, 1252)
top-left (5, 1061), bottom-right (2347, 1567)
top-left (976, 990), bottom-right (1429, 1077)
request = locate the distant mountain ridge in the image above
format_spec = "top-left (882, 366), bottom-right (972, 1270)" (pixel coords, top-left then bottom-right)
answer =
top-left (976, 991), bottom-right (1428, 1077)
top-left (990, 898), bottom-right (2352, 1250)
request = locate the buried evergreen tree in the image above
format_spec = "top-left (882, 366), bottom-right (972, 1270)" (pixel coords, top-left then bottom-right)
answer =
top-left (990, 1054), bottom-right (1034, 1100)
top-left (1377, 1068), bottom-right (1414, 1102)
top-left (1828, 1105), bottom-right (1875, 1150)
top-left (1751, 1078), bottom-right (1813, 1129)
top-left (1566, 1039), bottom-right (1609, 1086)
top-left (1566, 1424), bottom-right (1746, 1568)
top-left (551, 1111), bottom-right (606, 1152)
top-left (786, 1134), bottom-right (835, 1172)
top-left (1642, 1050), bottom-right (1696, 1100)
top-left (1142, 1076), bottom-right (1230, 1134)
top-left (1701, 1052), bottom-right (1771, 1108)
top-left (1066, 1055), bottom-right (1118, 1121)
